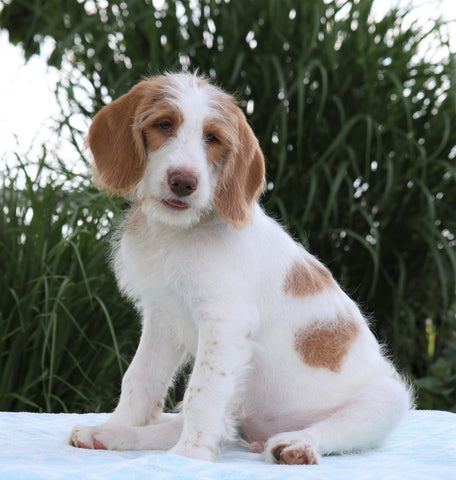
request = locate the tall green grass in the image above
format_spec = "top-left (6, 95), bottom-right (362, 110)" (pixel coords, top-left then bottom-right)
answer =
top-left (0, 156), bottom-right (137, 412)
top-left (1, 0), bottom-right (456, 410)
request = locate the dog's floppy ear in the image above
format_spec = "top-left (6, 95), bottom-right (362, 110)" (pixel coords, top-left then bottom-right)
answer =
top-left (88, 82), bottom-right (151, 195)
top-left (214, 107), bottom-right (265, 229)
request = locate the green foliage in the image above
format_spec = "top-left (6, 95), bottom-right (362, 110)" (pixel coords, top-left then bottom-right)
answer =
top-left (0, 156), bottom-right (137, 412)
top-left (1, 0), bottom-right (456, 411)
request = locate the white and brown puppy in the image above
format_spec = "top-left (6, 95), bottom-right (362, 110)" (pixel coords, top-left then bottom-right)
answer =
top-left (70, 72), bottom-right (412, 465)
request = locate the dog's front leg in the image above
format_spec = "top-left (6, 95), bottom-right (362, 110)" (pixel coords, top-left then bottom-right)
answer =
top-left (70, 308), bottom-right (185, 450)
top-left (109, 311), bottom-right (185, 426)
top-left (170, 317), bottom-right (253, 461)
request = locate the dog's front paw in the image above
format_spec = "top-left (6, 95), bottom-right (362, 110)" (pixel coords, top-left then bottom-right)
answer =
top-left (70, 424), bottom-right (137, 451)
top-left (70, 425), bottom-right (105, 449)
top-left (169, 441), bottom-right (216, 462)
top-left (263, 434), bottom-right (321, 465)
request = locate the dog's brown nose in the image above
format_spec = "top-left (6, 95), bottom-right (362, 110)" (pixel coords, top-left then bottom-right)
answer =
top-left (168, 171), bottom-right (198, 197)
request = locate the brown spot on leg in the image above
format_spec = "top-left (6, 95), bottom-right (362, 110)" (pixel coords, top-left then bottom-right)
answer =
top-left (294, 315), bottom-right (359, 372)
top-left (283, 258), bottom-right (335, 297)
top-left (272, 444), bottom-right (288, 463)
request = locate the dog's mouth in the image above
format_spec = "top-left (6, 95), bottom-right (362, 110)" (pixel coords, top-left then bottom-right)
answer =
top-left (162, 199), bottom-right (190, 210)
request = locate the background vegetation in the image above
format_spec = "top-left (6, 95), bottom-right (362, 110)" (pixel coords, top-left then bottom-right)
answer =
top-left (1, 0), bottom-right (455, 412)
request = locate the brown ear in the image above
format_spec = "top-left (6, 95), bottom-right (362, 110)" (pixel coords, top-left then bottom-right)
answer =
top-left (88, 82), bottom-right (151, 195)
top-left (214, 108), bottom-right (265, 228)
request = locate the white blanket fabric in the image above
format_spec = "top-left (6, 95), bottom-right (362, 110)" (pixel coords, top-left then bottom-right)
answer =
top-left (0, 410), bottom-right (454, 479)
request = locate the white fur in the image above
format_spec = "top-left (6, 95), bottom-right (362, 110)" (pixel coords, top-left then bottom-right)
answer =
top-left (70, 73), bottom-right (412, 464)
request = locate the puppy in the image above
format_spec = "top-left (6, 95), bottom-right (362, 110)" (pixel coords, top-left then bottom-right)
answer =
top-left (70, 72), bottom-right (411, 465)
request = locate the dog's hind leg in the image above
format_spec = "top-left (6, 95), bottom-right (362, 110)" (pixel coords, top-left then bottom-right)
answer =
top-left (262, 377), bottom-right (411, 465)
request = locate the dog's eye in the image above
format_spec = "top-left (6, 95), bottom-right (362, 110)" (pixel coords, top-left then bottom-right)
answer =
top-left (205, 133), bottom-right (219, 144)
top-left (157, 121), bottom-right (172, 132)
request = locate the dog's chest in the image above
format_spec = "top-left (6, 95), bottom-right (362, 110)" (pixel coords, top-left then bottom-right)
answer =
top-left (118, 224), bottom-right (195, 287)
top-left (115, 225), bottom-right (215, 351)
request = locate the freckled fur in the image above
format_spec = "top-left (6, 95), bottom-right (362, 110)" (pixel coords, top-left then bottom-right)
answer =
top-left (71, 72), bottom-right (412, 465)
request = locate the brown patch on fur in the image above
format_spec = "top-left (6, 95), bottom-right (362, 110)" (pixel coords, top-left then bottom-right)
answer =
top-left (139, 101), bottom-right (183, 151)
top-left (203, 118), bottom-right (230, 165)
top-left (294, 315), bottom-right (359, 372)
top-left (213, 96), bottom-right (265, 229)
top-left (283, 258), bottom-right (335, 297)
top-left (88, 76), bottom-right (180, 196)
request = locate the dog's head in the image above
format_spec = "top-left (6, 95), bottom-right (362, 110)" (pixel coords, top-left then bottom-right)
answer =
top-left (88, 72), bottom-right (265, 229)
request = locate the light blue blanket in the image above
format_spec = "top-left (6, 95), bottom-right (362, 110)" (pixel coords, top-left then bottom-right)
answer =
top-left (0, 410), bottom-right (454, 479)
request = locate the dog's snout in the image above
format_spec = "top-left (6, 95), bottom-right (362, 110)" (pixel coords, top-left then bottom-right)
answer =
top-left (168, 171), bottom-right (198, 197)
